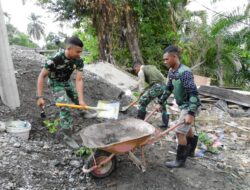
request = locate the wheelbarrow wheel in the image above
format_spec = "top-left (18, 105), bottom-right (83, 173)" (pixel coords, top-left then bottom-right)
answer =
top-left (87, 150), bottom-right (116, 178)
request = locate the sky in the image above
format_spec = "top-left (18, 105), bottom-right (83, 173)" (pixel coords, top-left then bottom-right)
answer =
top-left (1, 0), bottom-right (249, 46)
top-left (1, 0), bottom-right (74, 45)
top-left (186, 0), bottom-right (249, 24)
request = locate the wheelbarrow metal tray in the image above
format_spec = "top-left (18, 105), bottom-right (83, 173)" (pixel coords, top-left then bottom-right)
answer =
top-left (80, 118), bottom-right (155, 154)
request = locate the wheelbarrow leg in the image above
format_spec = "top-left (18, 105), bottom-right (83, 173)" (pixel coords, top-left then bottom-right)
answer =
top-left (128, 151), bottom-right (146, 172)
top-left (141, 147), bottom-right (146, 168)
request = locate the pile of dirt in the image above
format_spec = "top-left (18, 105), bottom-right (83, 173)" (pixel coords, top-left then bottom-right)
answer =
top-left (0, 46), bottom-right (249, 189)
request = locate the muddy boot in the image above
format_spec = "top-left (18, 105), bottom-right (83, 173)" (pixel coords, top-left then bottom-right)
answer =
top-left (54, 131), bottom-right (64, 144)
top-left (137, 110), bottom-right (146, 120)
top-left (158, 113), bottom-right (169, 129)
top-left (165, 145), bottom-right (188, 168)
top-left (63, 135), bottom-right (80, 149)
top-left (58, 128), bottom-right (80, 149)
top-left (61, 128), bottom-right (73, 138)
top-left (54, 128), bottom-right (72, 143)
top-left (187, 135), bottom-right (198, 157)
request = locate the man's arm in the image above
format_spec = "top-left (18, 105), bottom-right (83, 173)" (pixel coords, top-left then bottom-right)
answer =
top-left (158, 74), bottom-right (173, 105)
top-left (180, 70), bottom-right (200, 124)
top-left (36, 68), bottom-right (49, 107)
top-left (180, 71), bottom-right (200, 115)
top-left (75, 70), bottom-right (86, 107)
top-left (138, 69), bottom-right (145, 94)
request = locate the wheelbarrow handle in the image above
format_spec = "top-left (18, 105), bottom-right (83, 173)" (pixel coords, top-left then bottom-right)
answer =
top-left (144, 121), bottom-right (185, 145)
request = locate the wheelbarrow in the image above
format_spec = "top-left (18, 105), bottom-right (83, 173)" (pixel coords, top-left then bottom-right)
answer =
top-left (80, 108), bottom-right (184, 178)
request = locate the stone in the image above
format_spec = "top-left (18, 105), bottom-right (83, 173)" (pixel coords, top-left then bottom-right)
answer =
top-left (13, 142), bottom-right (21, 148)
top-left (69, 160), bottom-right (81, 168)
top-left (43, 143), bottom-right (50, 149)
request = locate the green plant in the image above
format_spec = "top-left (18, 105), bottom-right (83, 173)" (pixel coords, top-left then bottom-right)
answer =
top-left (43, 119), bottom-right (60, 134)
top-left (198, 132), bottom-right (219, 154)
top-left (75, 146), bottom-right (93, 158)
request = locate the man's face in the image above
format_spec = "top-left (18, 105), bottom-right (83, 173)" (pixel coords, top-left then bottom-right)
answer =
top-left (67, 45), bottom-right (83, 59)
top-left (134, 65), bottom-right (141, 74)
top-left (163, 52), bottom-right (176, 69)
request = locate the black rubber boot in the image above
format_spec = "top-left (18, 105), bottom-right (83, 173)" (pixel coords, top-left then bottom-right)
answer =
top-left (137, 110), bottom-right (146, 120)
top-left (187, 135), bottom-right (198, 157)
top-left (54, 128), bottom-right (72, 144)
top-left (165, 145), bottom-right (188, 168)
top-left (158, 113), bottom-right (169, 129)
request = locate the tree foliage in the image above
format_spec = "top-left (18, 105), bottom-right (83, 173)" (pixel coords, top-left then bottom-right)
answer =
top-left (37, 0), bottom-right (249, 88)
top-left (74, 23), bottom-right (99, 64)
top-left (6, 23), bottom-right (37, 48)
top-left (179, 3), bottom-right (250, 88)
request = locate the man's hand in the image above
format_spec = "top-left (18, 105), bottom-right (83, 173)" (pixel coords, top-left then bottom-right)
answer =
top-left (79, 100), bottom-right (87, 109)
top-left (37, 97), bottom-right (45, 108)
top-left (184, 114), bottom-right (194, 125)
top-left (155, 104), bottom-right (162, 112)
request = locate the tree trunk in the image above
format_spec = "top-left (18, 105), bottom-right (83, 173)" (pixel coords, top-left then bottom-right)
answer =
top-left (215, 37), bottom-right (224, 86)
top-left (0, 1), bottom-right (20, 109)
top-left (122, 4), bottom-right (144, 65)
top-left (92, 0), bottom-right (115, 64)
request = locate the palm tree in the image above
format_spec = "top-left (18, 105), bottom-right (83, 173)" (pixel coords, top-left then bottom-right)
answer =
top-left (27, 13), bottom-right (45, 41)
top-left (180, 3), bottom-right (250, 87)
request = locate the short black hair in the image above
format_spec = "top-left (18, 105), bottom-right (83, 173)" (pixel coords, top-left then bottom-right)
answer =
top-left (66, 36), bottom-right (83, 48)
top-left (164, 45), bottom-right (180, 57)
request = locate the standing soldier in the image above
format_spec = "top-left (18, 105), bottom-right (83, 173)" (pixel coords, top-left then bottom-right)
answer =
top-left (157, 45), bottom-right (200, 168)
top-left (36, 36), bottom-right (88, 138)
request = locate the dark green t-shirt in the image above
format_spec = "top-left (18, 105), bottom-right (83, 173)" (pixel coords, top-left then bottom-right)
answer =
top-left (44, 51), bottom-right (84, 82)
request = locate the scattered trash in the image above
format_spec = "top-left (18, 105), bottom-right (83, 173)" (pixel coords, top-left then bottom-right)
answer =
top-left (197, 131), bottom-right (224, 155)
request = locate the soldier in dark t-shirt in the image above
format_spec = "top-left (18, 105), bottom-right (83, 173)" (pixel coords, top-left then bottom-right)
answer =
top-left (36, 36), bottom-right (87, 138)
top-left (157, 45), bottom-right (201, 168)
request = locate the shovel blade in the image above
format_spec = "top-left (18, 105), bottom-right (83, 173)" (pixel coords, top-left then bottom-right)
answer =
top-left (97, 101), bottom-right (120, 119)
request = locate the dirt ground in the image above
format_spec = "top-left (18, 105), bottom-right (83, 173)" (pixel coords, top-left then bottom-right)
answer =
top-left (0, 47), bottom-right (249, 190)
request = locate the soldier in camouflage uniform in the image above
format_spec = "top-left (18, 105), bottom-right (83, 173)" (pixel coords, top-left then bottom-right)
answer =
top-left (157, 45), bottom-right (201, 168)
top-left (36, 36), bottom-right (87, 137)
top-left (133, 63), bottom-right (169, 129)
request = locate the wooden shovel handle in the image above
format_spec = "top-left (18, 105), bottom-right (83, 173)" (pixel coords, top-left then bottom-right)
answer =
top-left (144, 107), bottom-right (158, 122)
top-left (128, 100), bottom-right (138, 107)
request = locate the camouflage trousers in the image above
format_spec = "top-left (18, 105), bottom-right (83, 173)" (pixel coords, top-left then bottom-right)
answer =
top-left (48, 79), bottom-right (79, 129)
top-left (138, 83), bottom-right (168, 115)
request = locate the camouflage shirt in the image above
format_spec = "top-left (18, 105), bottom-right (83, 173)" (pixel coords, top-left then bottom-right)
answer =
top-left (44, 51), bottom-right (84, 82)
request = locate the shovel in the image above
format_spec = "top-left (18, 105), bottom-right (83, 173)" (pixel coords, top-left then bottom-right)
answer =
top-left (120, 99), bottom-right (139, 112)
top-left (55, 101), bottom-right (120, 120)
top-left (120, 87), bottom-right (150, 112)
top-left (120, 92), bottom-right (144, 112)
